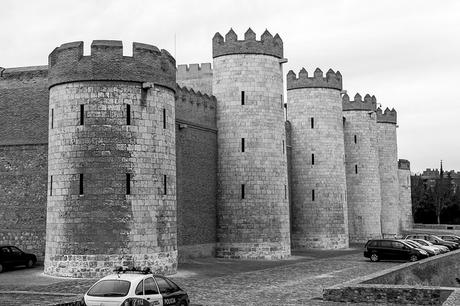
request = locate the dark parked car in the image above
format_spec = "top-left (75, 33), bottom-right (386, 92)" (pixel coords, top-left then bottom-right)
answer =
top-left (364, 239), bottom-right (429, 262)
top-left (0, 245), bottom-right (37, 273)
top-left (404, 234), bottom-right (459, 250)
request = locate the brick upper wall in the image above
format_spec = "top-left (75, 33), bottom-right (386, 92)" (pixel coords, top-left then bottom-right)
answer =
top-left (0, 66), bottom-right (49, 145)
top-left (0, 144), bottom-right (48, 261)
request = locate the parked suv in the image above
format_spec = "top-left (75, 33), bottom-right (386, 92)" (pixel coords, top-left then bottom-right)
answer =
top-left (364, 239), bottom-right (429, 262)
top-left (404, 234), bottom-right (459, 250)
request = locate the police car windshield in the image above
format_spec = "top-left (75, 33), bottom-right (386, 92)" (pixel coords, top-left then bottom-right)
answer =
top-left (87, 280), bottom-right (130, 297)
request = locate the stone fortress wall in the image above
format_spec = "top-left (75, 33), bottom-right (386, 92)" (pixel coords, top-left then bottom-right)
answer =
top-left (176, 63), bottom-right (213, 95)
top-left (175, 85), bottom-right (217, 261)
top-left (45, 40), bottom-right (178, 277)
top-left (287, 68), bottom-right (349, 249)
top-left (342, 93), bottom-right (382, 243)
top-left (377, 108), bottom-right (400, 237)
top-left (0, 27), bottom-right (412, 277)
top-left (398, 159), bottom-right (413, 232)
top-left (0, 67), bottom-right (49, 260)
top-left (212, 29), bottom-right (290, 259)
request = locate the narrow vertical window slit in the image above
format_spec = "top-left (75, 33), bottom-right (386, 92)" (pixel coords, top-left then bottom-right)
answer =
top-left (126, 173), bottom-right (131, 195)
top-left (241, 91), bottom-right (245, 105)
top-left (241, 184), bottom-right (245, 199)
top-left (79, 173), bottom-right (84, 195)
top-left (126, 104), bottom-right (131, 125)
top-left (80, 105), bottom-right (84, 125)
top-left (241, 138), bottom-right (245, 152)
top-left (50, 175), bottom-right (53, 196)
top-left (163, 175), bottom-right (167, 195)
top-left (163, 108), bottom-right (166, 129)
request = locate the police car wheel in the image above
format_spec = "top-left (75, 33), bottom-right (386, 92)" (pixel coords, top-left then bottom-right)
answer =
top-left (0, 263), bottom-right (3, 273)
top-left (179, 301), bottom-right (188, 306)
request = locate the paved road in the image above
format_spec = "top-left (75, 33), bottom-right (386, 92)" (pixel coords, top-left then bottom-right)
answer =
top-left (0, 248), bottom-right (402, 305)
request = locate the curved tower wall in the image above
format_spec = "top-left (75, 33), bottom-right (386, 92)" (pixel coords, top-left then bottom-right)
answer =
top-left (212, 29), bottom-right (290, 259)
top-left (342, 93), bottom-right (382, 243)
top-left (398, 159), bottom-right (413, 232)
top-left (377, 108), bottom-right (399, 237)
top-left (287, 68), bottom-right (349, 249)
top-left (45, 41), bottom-right (177, 277)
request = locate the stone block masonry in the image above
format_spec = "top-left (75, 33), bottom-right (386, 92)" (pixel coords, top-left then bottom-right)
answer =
top-left (45, 40), bottom-right (177, 278)
top-left (398, 159), bottom-right (413, 231)
top-left (377, 108), bottom-right (399, 237)
top-left (343, 93), bottom-right (382, 243)
top-left (287, 69), bottom-right (349, 249)
top-left (0, 28), bottom-right (412, 274)
top-left (176, 63), bottom-right (213, 95)
top-left (213, 29), bottom-right (290, 259)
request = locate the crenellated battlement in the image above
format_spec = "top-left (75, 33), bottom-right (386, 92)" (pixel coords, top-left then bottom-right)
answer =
top-left (175, 85), bottom-right (216, 109)
top-left (212, 28), bottom-right (283, 59)
top-left (376, 107), bottom-right (397, 124)
top-left (175, 85), bottom-right (217, 129)
top-left (177, 63), bottom-right (212, 74)
top-left (398, 159), bottom-right (410, 170)
top-left (286, 68), bottom-right (342, 90)
top-left (342, 93), bottom-right (377, 111)
top-left (176, 63), bottom-right (213, 94)
top-left (48, 40), bottom-right (176, 90)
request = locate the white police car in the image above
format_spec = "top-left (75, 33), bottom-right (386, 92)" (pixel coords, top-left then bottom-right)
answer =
top-left (83, 267), bottom-right (189, 306)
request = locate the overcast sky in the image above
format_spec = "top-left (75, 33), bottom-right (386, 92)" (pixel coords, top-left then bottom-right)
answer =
top-left (1, 0), bottom-right (459, 173)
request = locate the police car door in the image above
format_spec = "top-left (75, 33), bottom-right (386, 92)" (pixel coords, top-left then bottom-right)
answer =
top-left (143, 277), bottom-right (163, 306)
top-left (155, 276), bottom-right (179, 306)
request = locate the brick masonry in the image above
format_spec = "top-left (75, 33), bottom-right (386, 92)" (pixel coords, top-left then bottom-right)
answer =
top-left (0, 144), bottom-right (48, 261)
top-left (212, 49), bottom-right (290, 259)
top-left (0, 66), bottom-right (49, 145)
top-left (175, 87), bottom-right (217, 261)
top-left (287, 79), bottom-right (349, 249)
top-left (343, 95), bottom-right (382, 243)
top-left (45, 81), bottom-right (177, 277)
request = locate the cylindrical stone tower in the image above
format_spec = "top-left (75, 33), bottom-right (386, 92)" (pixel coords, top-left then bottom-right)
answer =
top-left (398, 159), bottom-right (413, 232)
top-left (287, 68), bottom-right (349, 249)
top-left (342, 93), bottom-right (382, 243)
top-left (212, 28), bottom-right (290, 259)
top-left (377, 107), bottom-right (399, 237)
top-left (45, 41), bottom-right (177, 277)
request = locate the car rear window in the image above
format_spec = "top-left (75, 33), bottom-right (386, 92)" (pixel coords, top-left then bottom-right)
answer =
top-left (87, 280), bottom-right (130, 297)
